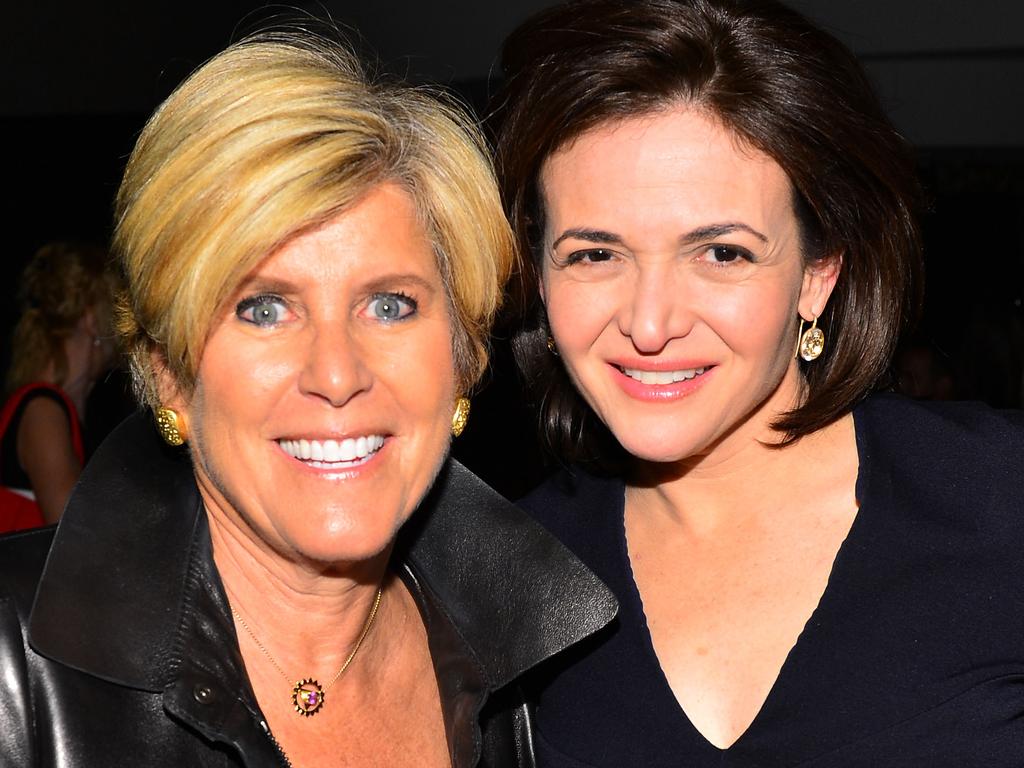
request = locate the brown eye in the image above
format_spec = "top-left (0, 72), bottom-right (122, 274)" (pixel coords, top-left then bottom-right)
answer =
top-left (709, 246), bottom-right (740, 263)
top-left (567, 248), bottom-right (614, 265)
top-left (704, 245), bottom-right (754, 264)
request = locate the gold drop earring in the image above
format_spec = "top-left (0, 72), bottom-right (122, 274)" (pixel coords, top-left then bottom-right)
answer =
top-left (451, 397), bottom-right (470, 437)
top-left (797, 316), bottom-right (826, 361)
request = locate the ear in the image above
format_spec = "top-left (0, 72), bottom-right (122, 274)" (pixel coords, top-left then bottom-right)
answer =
top-left (80, 307), bottom-right (99, 337)
top-left (149, 348), bottom-right (189, 415)
top-left (798, 252), bottom-right (842, 321)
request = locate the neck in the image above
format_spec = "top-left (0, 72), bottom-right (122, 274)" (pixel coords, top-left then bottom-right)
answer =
top-left (59, 330), bottom-right (101, 418)
top-left (205, 499), bottom-right (396, 683)
top-left (626, 365), bottom-right (827, 535)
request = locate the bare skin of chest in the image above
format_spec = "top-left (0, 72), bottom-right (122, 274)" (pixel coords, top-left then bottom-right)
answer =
top-left (240, 581), bottom-right (451, 767)
top-left (625, 420), bottom-right (860, 749)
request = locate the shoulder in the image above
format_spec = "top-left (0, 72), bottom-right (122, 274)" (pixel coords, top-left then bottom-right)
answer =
top-left (855, 394), bottom-right (1024, 527)
top-left (19, 396), bottom-right (73, 433)
top-left (0, 528), bottom-right (54, 684)
top-left (518, 468), bottom-right (626, 575)
top-left (3, 384), bottom-right (71, 419)
top-left (0, 527), bottom-right (55, 618)
top-left (519, 467), bottom-right (623, 529)
top-left (856, 393), bottom-right (1024, 474)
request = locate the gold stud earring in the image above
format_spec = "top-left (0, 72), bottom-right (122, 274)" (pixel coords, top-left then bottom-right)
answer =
top-left (451, 397), bottom-right (470, 437)
top-left (797, 316), bottom-right (826, 362)
top-left (546, 336), bottom-right (559, 356)
top-left (155, 407), bottom-right (187, 446)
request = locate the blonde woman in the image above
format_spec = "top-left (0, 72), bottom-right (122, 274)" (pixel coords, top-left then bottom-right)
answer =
top-left (0, 33), bottom-right (614, 767)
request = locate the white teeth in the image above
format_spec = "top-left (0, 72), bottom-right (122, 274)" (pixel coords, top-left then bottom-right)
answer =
top-left (277, 435), bottom-right (385, 464)
top-left (622, 366), bottom-right (706, 384)
top-left (322, 440), bottom-right (340, 462)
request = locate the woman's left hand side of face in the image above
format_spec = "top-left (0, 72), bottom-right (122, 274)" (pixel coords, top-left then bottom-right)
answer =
top-left (178, 184), bottom-right (457, 568)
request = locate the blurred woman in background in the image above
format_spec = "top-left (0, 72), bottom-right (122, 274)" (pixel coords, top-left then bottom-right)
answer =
top-left (0, 242), bottom-right (118, 529)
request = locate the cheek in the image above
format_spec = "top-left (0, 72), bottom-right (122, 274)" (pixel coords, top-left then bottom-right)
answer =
top-left (393, 325), bottom-right (457, 423)
top-left (194, 339), bottom-right (291, 418)
top-left (711, 282), bottom-right (799, 362)
top-left (545, 278), bottom-right (614, 350)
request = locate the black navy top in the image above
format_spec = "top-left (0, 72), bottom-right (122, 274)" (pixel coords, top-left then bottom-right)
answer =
top-left (519, 395), bottom-right (1024, 767)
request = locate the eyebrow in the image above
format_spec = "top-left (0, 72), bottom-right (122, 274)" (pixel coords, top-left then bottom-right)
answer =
top-left (361, 273), bottom-right (438, 296)
top-left (235, 272), bottom-right (438, 297)
top-left (234, 276), bottom-right (299, 296)
top-left (551, 228), bottom-right (623, 250)
top-left (551, 222), bottom-right (768, 250)
top-left (680, 223), bottom-right (768, 245)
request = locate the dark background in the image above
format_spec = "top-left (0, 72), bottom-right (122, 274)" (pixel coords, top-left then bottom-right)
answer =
top-left (2, 1), bottom-right (1022, 496)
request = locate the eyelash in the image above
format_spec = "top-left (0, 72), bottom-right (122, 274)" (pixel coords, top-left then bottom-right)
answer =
top-left (563, 248), bottom-right (616, 266)
top-left (560, 245), bottom-right (756, 268)
top-left (365, 291), bottom-right (418, 322)
top-left (703, 244), bottom-right (756, 266)
top-left (235, 291), bottom-right (420, 327)
top-left (235, 293), bottom-right (288, 326)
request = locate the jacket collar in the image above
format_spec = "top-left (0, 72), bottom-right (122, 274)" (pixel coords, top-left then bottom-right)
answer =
top-left (399, 459), bottom-right (617, 690)
top-left (30, 410), bottom-right (616, 698)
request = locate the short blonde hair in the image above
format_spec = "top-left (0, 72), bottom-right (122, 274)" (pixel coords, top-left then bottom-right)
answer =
top-left (114, 31), bottom-right (514, 409)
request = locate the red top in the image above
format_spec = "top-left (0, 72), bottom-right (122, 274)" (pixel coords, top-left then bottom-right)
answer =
top-left (0, 383), bottom-right (84, 532)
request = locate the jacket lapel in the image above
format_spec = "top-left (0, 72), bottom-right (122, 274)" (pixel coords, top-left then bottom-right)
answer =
top-left (398, 460), bottom-right (618, 766)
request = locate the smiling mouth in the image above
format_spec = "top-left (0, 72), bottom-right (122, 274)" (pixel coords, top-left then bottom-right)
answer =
top-left (618, 366), bottom-right (707, 384)
top-left (277, 435), bottom-right (385, 468)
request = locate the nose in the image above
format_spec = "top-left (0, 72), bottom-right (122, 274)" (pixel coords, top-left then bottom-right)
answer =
top-left (618, 262), bottom-right (694, 353)
top-left (297, 322), bottom-right (373, 407)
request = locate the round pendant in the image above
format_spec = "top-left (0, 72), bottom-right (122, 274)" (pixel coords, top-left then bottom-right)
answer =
top-left (292, 678), bottom-right (325, 716)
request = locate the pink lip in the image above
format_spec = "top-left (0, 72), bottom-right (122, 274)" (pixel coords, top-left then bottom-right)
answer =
top-left (610, 363), bottom-right (713, 402)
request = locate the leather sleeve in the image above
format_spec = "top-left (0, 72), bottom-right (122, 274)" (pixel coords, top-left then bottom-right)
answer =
top-left (0, 529), bottom-right (54, 767)
top-left (0, 590), bottom-right (36, 766)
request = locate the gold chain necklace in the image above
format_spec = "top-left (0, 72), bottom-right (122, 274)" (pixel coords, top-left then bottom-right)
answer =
top-left (230, 586), bottom-right (383, 717)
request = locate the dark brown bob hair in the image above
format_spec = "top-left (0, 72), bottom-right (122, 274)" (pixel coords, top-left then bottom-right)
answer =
top-left (494, 0), bottom-right (923, 467)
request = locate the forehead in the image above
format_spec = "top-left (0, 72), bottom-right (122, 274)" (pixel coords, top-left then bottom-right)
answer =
top-left (539, 108), bottom-right (794, 233)
top-left (253, 183), bottom-right (439, 283)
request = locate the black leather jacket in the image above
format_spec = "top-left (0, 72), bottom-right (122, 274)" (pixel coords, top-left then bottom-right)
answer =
top-left (0, 413), bottom-right (616, 767)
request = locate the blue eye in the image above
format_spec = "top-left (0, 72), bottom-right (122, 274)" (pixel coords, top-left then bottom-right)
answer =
top-left (366, 292), bottom-right (417, 322)
top-left (236, 295), bottom-right (287, 326)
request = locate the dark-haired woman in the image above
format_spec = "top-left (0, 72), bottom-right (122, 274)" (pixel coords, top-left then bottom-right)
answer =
top-left (495, 0), bottom-right (1024, 765)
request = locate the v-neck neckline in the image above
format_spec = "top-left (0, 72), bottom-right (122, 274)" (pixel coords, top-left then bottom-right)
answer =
top-left (615, 408), bottom-right (874, 755)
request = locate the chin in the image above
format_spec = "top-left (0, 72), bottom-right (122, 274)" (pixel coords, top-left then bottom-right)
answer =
top-left (283, 511), bottom-right (404, 567)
